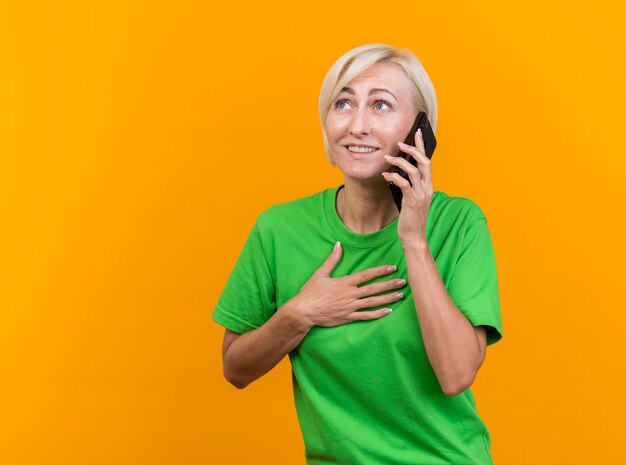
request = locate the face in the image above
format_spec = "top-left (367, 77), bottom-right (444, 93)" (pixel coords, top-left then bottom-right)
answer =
top-left (324, 62), bottom-right (418, 182)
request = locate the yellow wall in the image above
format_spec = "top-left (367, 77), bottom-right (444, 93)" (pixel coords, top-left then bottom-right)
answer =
top-left (1, 1), bottom-right (624, 463)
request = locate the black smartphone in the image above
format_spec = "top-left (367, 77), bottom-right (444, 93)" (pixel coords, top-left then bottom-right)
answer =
top-left (387, 111), bottom-right (437, 212)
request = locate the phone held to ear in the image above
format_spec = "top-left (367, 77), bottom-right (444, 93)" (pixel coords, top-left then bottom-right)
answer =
top-left (387, 111), bottom-right (437, 212)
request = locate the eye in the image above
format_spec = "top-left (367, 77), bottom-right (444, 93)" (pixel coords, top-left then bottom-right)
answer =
top-left (333, 98), bottom-right (350, 109)
top-left (374, 99), bottom-right (392, 110)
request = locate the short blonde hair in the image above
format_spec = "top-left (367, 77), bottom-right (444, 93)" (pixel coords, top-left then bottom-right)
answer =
top-left (318, 43), bottom-right (438, 166)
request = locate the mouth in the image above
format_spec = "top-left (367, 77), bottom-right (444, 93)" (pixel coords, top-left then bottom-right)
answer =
top-left (344, 145), bottom-right (380, 156)
top-left (345, 145), bottom-right (379, 153)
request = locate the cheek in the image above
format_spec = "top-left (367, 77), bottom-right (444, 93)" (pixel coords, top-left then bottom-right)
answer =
top-left (381, 121), bottom-right (407, 137)
top-left (380, 120), bottom-right (414, 145)
top-left (325, 117), bottom-right (348, 137)
top-left (373, 122), bottom-right (409, 157)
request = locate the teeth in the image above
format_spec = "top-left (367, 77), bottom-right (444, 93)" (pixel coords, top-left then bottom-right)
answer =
top-left (348, 146), bottom-right (378, 153)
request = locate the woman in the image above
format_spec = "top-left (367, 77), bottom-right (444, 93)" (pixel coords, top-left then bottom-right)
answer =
top-left (213, 43), bottom-right (503, 465)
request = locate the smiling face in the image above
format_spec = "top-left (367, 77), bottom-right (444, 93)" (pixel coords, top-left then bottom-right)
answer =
top-left (324, 62), bottom-right (418, 181)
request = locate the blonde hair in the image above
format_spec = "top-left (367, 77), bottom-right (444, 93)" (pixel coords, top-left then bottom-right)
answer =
top-left (318, 43), bottom-right (438, 166)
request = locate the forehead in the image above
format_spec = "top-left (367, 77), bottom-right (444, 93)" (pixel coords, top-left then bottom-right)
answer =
top-left (342, 62), bottom-right (411, 95)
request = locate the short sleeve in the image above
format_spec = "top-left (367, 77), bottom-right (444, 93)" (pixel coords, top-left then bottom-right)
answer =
top-left (212, 219), bottom-right (277, 334)
top-left (447, 216), bottom-right (503, 346)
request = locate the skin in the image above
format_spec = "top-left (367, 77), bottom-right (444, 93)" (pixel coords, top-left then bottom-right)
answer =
top-left (325, 62), bottom-right (416, 234)
top-left (221, 62), bottom-right (487, 395)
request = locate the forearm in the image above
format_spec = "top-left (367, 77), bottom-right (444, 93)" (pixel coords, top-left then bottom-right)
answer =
top-left (224, 300), bottom-right (311, 389)
top-left (402, 241), bottom-right (482, 396)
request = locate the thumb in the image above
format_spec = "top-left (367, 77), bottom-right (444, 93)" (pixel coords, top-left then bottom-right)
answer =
top-left (316, 241), bottom-right (342, 277)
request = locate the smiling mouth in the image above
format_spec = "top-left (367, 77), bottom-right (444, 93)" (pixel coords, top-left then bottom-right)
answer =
top-left (345, 146), bottom-right (380, 154)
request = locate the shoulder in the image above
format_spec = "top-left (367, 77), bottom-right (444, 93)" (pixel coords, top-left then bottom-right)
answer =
top-left (255, 187), bottom-right (329, 232)
top-left (432, 191), bottom-right (487, 225)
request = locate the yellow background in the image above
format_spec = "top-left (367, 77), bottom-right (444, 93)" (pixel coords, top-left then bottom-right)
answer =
top-left (1, 1), bottom-right (624, 463)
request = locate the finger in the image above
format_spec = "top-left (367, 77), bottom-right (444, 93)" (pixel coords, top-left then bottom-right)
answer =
top-left (383, 171), bottom-right (427, 203)
top-left (348, 308), bottom-right (393, 321)
top-left (383, 154), bottom-right (423, 187)
top-left (400, 137), bottom-right (433, 188)
top-left (398, 139), bottom-right (430, 167)
top-left (414, 128), bottom-right (425, 153)
top-left (354, 292), bottom-right (404, 311)
top-left (381, 171), bottom-right (417, 199)
top-left (344, 264), bottom-right (397, 286)
top-left (414, 129), bottom-right (433, 188)
top-left (316, 240), bottom-right (342, 277)
top-left (355, 277), bottom-right (406, 298)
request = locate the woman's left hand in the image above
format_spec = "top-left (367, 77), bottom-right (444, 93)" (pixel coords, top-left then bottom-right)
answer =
top-left (382, 128), bottom-right (434, 247)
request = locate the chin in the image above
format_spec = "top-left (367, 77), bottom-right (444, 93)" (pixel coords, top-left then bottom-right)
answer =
top-left (339, 165), bottom-right (389, 183)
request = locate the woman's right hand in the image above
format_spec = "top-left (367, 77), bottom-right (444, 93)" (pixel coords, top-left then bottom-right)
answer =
top-left (287, 242), bottom-right (406, 328)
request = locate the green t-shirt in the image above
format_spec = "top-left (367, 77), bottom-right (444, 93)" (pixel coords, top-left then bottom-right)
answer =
top-left (213, 184), bottom-right (503, 465)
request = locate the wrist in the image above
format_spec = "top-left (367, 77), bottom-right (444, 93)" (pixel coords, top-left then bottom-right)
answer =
top-left (401, 238), bottom-right (429, 250)
top-left (281, 298), bottom-right (314, 333)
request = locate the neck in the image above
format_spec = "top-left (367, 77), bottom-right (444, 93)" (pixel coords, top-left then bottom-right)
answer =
top-left (336, 178), bottom-right (399, 234)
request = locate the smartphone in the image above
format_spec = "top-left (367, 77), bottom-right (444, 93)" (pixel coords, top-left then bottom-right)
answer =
top-left (387, 111), bottom-right (437, 212)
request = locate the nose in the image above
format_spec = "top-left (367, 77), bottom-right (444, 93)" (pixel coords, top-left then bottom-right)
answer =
top-left (348, 106), bottom-right (372, 137)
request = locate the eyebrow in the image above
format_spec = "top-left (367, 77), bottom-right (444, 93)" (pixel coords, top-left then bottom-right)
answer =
top-left (338, 87), bottom-right (398, 101)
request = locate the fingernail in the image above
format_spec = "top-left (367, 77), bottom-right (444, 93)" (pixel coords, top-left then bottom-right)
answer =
top-left (334, 241), bottom-right (341, 252)
top-left (386, 265), bottom-right (397, 272)
top-left (418, 128), bottom-right (422, 134)
top-left (384, 155), bottom-right (392, 159)
top-left (398, 141), bottom-right (406, 146)
top-left (383, 308), bottom-right (393, 314)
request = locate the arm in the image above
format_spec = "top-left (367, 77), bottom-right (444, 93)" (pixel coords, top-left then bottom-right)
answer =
top-left (219, 242), bottom-right (407, 389)
top-left (382, 133), bottom-right (498, 394)
top-left (221, 300), bottom-right (310, 389)
top-left (403, 242), bottom-right (487, 396)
